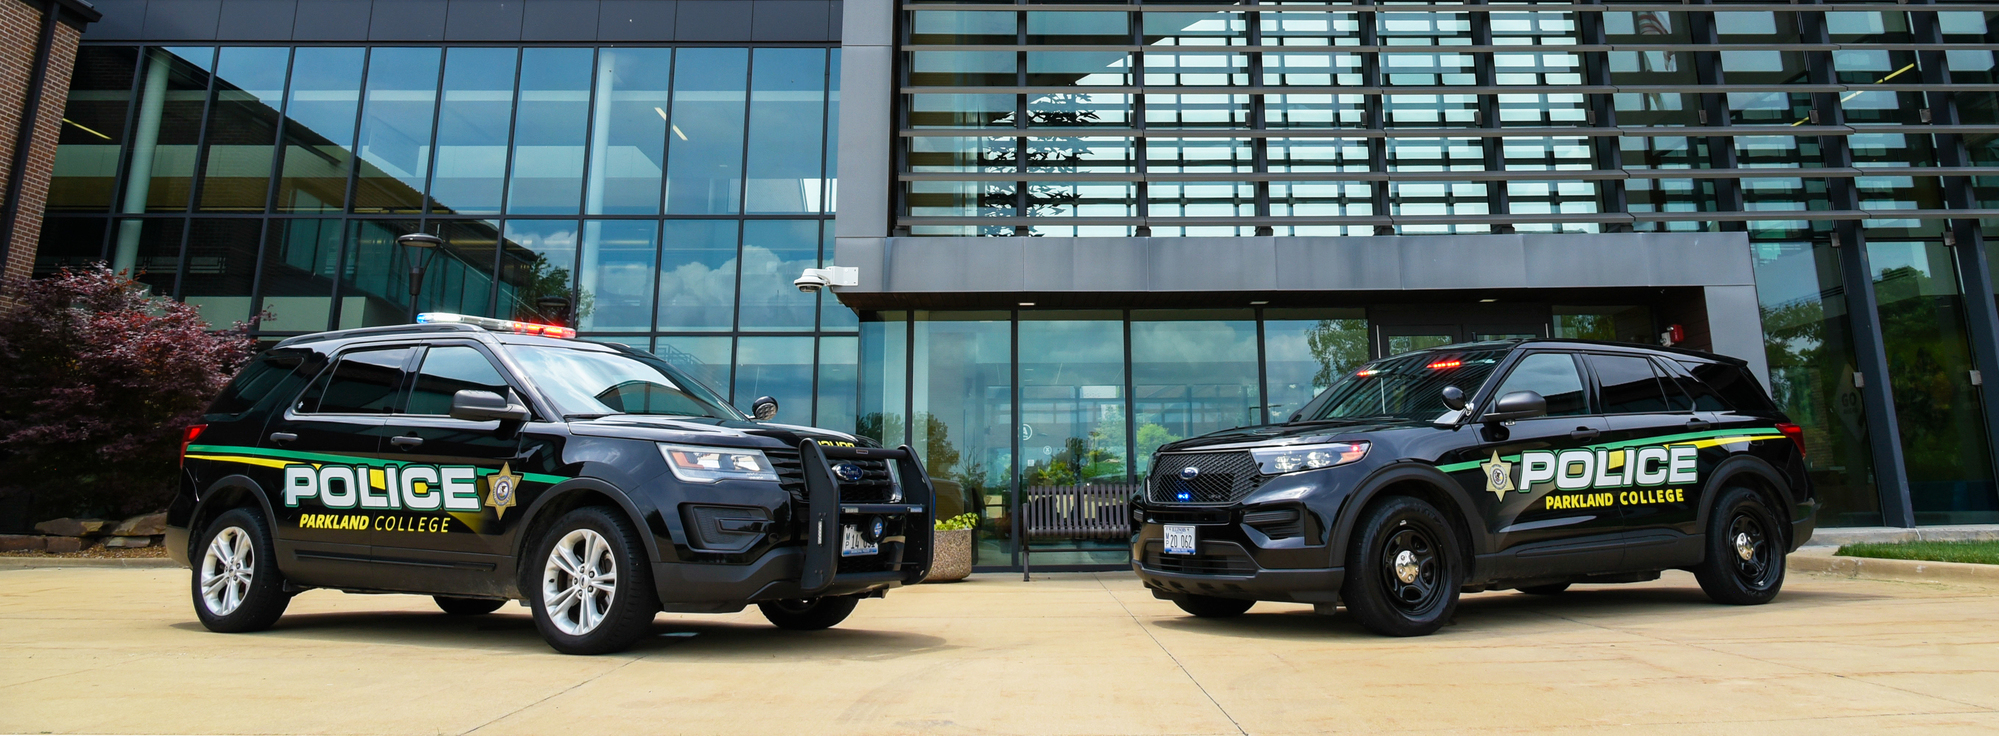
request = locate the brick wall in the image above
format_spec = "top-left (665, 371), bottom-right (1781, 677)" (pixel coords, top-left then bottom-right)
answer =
top-left (0, 0), bottom-right (83, 291)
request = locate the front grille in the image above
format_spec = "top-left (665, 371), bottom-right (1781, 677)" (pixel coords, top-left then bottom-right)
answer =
top-left (1147, 451), bottom-right (1263, 505)
top-left (1142, 546), bottom-right (1255, 576)
top-left (768, 449), bottom-right (899, 504)
top-left (833, 457), bottom-right (898, 503)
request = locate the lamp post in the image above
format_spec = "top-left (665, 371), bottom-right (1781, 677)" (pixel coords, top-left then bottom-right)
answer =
top-left (396, 232), bottom-right (443, 321)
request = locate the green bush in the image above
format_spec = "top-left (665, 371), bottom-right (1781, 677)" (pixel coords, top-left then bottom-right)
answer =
top-left (935, 513), bottom-right (979, 531)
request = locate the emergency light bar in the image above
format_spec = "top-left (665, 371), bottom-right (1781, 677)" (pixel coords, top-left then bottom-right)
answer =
top-left (417, 312), bottom-right (576, 339)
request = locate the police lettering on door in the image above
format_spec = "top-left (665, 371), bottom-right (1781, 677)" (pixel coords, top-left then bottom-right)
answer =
top-left (1481, 444), bottom-right (1699, 509)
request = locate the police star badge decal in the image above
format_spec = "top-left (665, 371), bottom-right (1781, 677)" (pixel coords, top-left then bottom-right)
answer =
top-left (485, 463), bottom-right (521, 520)
top-left (1481, 451), bottom-right (1515, 498)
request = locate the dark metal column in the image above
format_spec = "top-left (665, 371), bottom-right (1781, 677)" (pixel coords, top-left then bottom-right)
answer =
top-left (1470, 0), bottom-right (1511, 233)
top-left (1802, 7), bottom-right (1915, 527)
top-left (1361, 0), bottom-right (1390, 235)
top-left (1577, 0), bottom-right (1627, 230)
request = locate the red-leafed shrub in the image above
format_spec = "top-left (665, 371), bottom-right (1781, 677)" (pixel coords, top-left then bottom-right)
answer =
top-left (0, 265), bottom-right (255, 524)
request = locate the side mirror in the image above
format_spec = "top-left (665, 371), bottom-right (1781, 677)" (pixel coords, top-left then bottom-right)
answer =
top-left (1440, 386), bottom-right (1467, 411)
top-left (750, 395), bottom-right (780, 421)
top-left (450, 390), bottom-right (530, 423)
top-left (1483, 390), bottom-right (1547, 423)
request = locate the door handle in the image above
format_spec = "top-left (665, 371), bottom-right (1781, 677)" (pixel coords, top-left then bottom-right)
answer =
top-left (1686, 418), bottom-right (1712, 431)
top-left (1569, 427), bottom-right (1600, 441)
top-left (390, 436), bottom-right (424, 449)
top-left (268, 432), bottom-right (297, 444)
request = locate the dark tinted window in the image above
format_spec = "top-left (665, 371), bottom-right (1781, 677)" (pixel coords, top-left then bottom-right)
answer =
top-left (407, 346), bottom-right (513, 415)
top-left (1656, 358), bottom-right (1727, 411)
top-left (296, 347), bottom-right (412, 414)
top-left (1489, 352), bottom-right (1589, 416)
top-left (1681, 360), bottom-right (1777, 413)
top-left (209, 350), bottom-right (308, 416)
top-left (1652, 359), bottom-right (1694, 411)
top-left (1589, 354), bottom-right (1668, 413)
top-left (1307, 349), bottom-right (1508, 421)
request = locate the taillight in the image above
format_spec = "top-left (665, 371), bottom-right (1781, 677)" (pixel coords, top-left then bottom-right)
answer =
top-left (1775, 422), bottom-right (1806, 458)
top-left (180, 424), bottom-right (206, 466)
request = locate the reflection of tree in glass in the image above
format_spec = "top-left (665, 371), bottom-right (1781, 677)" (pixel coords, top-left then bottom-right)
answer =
top-left (1306, 319), bottom-right (1371, 388)
top-left (1135, 422), bottom-right (1182, 470)
top-left (1874, 266), bottom-right (1991, 486)
top-left (976, 94), bottom-right (1101, 237)
top-left (507, 252), bottom-right (593, 324)
top-left (855, 412), bottom-right (905, 448)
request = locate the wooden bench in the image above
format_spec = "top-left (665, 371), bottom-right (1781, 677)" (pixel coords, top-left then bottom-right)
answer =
top-left (1021, 484), bottom-right (1137, 581)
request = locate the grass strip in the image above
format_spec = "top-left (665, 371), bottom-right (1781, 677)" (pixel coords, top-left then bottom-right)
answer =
top-left (1836, 540), bottom-right (1999, 565)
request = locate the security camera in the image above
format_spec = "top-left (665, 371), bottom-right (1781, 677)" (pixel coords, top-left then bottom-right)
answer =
top-left (793, 266), bottom-right (859, 294)
top-left (794, 271), bottom-right (829, 293)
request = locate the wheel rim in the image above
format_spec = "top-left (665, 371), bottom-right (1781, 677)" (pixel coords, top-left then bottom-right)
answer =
top-left (770, 598), bottom-right (818, 614)
top-left (1379, 525), bottom-right (1443, 614)
top-left (542, 529), bottom-right (617, 636)
top-left (199, 526), bottom-right (254, 617)
top-left (1728, 512), bottom-right (1774, 589)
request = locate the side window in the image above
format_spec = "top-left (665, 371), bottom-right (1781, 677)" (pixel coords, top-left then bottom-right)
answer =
top-left (1650, 359), bottom-right (1694, 412)
top-left (1489, 352), bottom-right (1590, 416)
top-left (1589, 354), bottom-right (1668, 414)
top-left (210, 350), bottom-right (309, 416)
top-left (407, 345), bottom-right (514, 415)
top-left (1681, 360), bottom-right (1776, 414)
top-left (1656, 358), bottom-right (1727, 411)
top-left (295, 347), bottom-right (413, 414)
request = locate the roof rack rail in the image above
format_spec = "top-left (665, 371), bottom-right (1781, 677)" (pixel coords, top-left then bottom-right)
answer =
top-left (273, 322), bottom-right (483, 348)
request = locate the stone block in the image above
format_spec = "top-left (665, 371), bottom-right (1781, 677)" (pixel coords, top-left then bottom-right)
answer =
top-left (33, 518), bottom-right (109, 537)
top-left (112, 512), bottom-right (167, 537)
top-left (43, 537), bottom-right (83, 553)
top-left (102, 536), bottom-right (152, 548)
top-left (0, 535), bottom-right (46, 551)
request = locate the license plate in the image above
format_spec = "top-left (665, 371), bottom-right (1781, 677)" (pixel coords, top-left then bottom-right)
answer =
top-left (840, 525), bottom-right (877, 557)
top-left (1164, 525), bottom-right (1197, 555)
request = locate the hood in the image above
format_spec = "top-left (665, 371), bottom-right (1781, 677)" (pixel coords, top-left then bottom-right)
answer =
top-left (1157, 418), bottom-right (1432, 453)
top-left (565, 415), bottom-right (872, 450)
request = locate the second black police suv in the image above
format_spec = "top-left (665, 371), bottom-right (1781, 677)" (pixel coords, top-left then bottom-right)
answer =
top-left (1132, 339), bottom-right (1814, 636)
top-left (165, 314), bottom-right (934, 654)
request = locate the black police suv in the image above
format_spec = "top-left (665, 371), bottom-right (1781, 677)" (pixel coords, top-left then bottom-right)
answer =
top-left (166, 313), bottom-right (934, 654)
top-left (1132, 339), bottom-right (1814, 636)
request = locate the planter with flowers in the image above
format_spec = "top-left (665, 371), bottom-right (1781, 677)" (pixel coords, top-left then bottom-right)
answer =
top-left (926, 513), bottom-right (978, 583)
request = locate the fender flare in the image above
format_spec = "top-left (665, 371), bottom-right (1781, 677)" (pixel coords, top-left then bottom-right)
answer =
top-left (1696, 454), bottom-right (1795, 541)
top-left (1328, 462), bottom-right (1490, 567)
top-left (189, 474), bottom-right (277, 553)
top-left (508, 476), bottom-right (662, 566)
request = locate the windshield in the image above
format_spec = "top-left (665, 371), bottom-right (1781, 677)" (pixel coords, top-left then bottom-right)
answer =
top-left (1304, 349), bottom-right (1507, 421)
top-left (506, 345), bottom-right (742, 420)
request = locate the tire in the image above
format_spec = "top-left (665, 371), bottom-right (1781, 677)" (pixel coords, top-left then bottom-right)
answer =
top-left (528, 506), bottom-right (659, 655)
top-left (1517, 583), bottom-right (1571, 596)
top-left (435, 596), bottom-right (508, 615)
top-left (1173, 594), bottom-right (1255, 618)
top-left (758, 596), bottom-right (860, 630)
top-left (1341, 495), bottom-right (1464, 637)
top-left (1693, 486), bottom-right (1787, 605)
top-left (191, 508), bottom-right (290, 633)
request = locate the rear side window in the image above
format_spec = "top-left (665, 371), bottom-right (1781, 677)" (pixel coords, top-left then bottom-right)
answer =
top-left (295, 347), bottom-right (413, 414)
top-left (209, 350), bottom-right (308, 416)
top-left (1489, 352), bottom-right (1590, 416)
top-left (1656, 358), bottom-right (1728, 411)
top-left (406, 346), bottom-right (514, 415)
top-left (1588, 354), bottom-right (1668, 414)
top-left (1681, 361), bottom-right (1777, 414)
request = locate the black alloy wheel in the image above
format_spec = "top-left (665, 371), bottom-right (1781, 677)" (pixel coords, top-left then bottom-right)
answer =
top-left (435, 596), bottom-right (508, 615)
top-left (1517, 583), bottom-right (1571, 596)
top-left (1693, 486), bottom-right (1787, 605)
top-left (758, 596), bottom-right (860, 630)
top-left (1341, 495), bottom-right (1463, 637)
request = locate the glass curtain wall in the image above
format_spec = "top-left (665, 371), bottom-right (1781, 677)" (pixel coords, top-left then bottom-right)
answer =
top-left (41, 44), bottom-right (851, 429)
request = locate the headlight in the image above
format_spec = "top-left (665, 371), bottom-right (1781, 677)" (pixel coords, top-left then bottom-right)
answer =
top-left (659, 444), bottom-right (779, 483)
top-left (1251, 442), bottom-right (1368, 475)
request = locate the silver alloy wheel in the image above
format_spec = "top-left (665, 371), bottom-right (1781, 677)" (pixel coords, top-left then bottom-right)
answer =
top-left (542, 528), bottom-right (617, 636)
top-left (199, 526), bottom-right (255, 616)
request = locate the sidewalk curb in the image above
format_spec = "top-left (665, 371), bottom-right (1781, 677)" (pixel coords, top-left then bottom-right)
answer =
top-left (1790, 548), bottom-right (1999, 588)
top-left (0, 557), bottom-right (183, 570)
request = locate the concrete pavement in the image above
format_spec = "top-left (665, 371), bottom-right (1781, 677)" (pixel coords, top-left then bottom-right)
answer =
top-left (2, 567), bottom-right (1997, 735)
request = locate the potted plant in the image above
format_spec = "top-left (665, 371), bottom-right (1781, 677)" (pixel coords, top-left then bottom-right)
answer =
top-left (926, 513), bottom-right (977, 583)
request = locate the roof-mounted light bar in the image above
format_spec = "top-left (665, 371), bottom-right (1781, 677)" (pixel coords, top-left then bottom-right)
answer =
top-left (417, 312), bottom-right (576, 339)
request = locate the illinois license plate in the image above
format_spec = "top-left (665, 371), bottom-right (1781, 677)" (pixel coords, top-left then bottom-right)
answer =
top-left (840, 525), bottom-right (877, 557)
top-left (1164, 525), bottom-right (1197, 555)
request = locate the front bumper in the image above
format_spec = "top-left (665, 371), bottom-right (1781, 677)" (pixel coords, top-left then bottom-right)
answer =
top-left (1129, 501), bottom-right (1343, 603)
